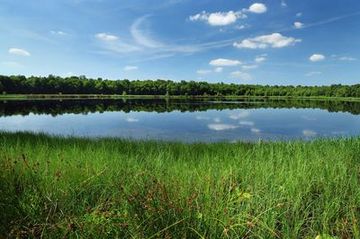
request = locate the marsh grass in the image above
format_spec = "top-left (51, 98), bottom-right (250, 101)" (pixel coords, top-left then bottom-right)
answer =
top-left (0, 132), bottom-right (359, 238)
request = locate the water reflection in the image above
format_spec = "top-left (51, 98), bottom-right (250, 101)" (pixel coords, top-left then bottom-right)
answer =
top-left (0, 98), bottom-right (359, 142)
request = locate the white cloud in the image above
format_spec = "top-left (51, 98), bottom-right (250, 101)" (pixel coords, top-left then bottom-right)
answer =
top-left (229, 111), bottom-right (250, 120)
top-left (296, 12), bottom-right (303, 17)
top-left (303, 130), bottom-right (317, 137)
top-left (281, 0), bottom-right (287, 7)
top-left (338, 56), bottom-right (357, 61)
top-left (306, 71), bottom-right (322, 77)
top-left (239, 121), bottom-right (254, 126)
top-left (95, 33), bottom-right (119, 41)
top-left (189, 10), bottom-right (246, 26)
top-left (126, 117), bottom-right (139, 122)
top-left (50, 30), bottom-right (67, 36)
top-left (242, 65), bottom-right (258, 70)
top-left (214, 67), bottom-right (223, 73)
top-left (230, 71), bottom-right (252, 81)
top-left (196, 69), bottom-right (212, 75)
top-left (208, 11), bottom-right (240, 26)
top-left (247, 3), bottom-right (267, 14)
top-left (294, 21), bottom-right (304, 29)
top-left (234, 33), bottom-right (301, 49)
top-left (208, 123), bottom-right (238, 131)
top-left (189, 3), bottom-right (266, 27)
top-left (309, 54), bottom-right (325, 62)
top-left (124, 65), bottom-right (138, 71)
top-left (130, 16), bottom-right (164, 48)
top-left (8, 48), bottom-right (31, 56)
top-left (255, 56), bottom-right (266, 63)
top-left (209, 58), bottom-right (242, 66)
top-left (189, 11), bottom-right (210, 22)
top-left (235, 24), bottom-right (247, 30)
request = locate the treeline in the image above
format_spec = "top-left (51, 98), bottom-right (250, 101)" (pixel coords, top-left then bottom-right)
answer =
top-left (1, 75), bottom-right (360, 97)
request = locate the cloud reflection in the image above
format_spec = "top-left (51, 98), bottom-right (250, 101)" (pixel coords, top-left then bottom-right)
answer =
top-left (196, 115), bottom-right (211, 120)
top-left (239, 121), bottom-right (255, 126)
top-left (208, 123), bottom-right (239, 131)
top-left (229, 111), bottom-right (250, 120)
top-left (251, 128), bottom-right (261, 133)
top-left (302, 129), bottom-right (317, 137)
top-left (126, 117), bottom-right (139, 122)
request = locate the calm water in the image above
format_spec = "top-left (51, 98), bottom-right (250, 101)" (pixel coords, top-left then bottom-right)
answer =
top-left (0, 99), bottom-right (360, 142)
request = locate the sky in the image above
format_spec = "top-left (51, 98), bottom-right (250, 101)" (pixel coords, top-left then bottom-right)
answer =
top-left (1, 0), bottom-right (360, 85)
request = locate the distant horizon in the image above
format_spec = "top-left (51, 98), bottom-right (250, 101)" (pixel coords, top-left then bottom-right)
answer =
top-left (1, 0), bottom-right (360, 86)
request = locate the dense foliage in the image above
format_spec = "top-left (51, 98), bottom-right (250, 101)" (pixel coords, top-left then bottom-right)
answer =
top-left (1, 75), bottom-right (360, 97)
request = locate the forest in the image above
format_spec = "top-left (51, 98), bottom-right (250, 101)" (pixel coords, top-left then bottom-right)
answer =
top-left (1, 74), bottom-right (360, 97)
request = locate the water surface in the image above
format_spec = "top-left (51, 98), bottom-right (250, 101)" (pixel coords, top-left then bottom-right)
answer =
top-left (0, 99), bottom-right (359, 142)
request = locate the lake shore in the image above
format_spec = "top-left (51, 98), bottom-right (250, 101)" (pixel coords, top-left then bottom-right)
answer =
top-left (1, 93), bottom-right (360, 102)
top-left (1, 132), bottom-right (359, 238)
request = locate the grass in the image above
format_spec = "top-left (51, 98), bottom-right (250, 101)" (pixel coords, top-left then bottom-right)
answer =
top-left (0, 132), bottom-right (359, 238)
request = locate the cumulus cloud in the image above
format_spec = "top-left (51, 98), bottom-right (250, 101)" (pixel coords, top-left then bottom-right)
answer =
top-left (280, 0), bottom-right (287, 7)
top-left (189, 3), bottom-right (266, 26)
top-left (95, 33), bottom-right (119, 41)
top-left (230, 71), bottom-right (252, 81)
top-left (234, 33), bottom-right (301, 49)
top-left (8, 48), bottom-right (31, 56)
top-left (124, 65), bottom-right (138, 71)
top-left (296, 12), bottom-right (303, 17)
top-left (294, 21), bottom-right (304, 29)
top-left (209, 58), bottom-right (242, 66)
top-left (247, 3), bottom-right (267, 14)
top-left (189, 10), bottom-right (246, 26)
top-left (309, 54), bottom-right (325, 62)
top-left (208, 123), bottom-right (238, 131)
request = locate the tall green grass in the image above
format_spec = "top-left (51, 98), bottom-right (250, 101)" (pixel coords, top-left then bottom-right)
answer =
top-left (0, 132), bottom-right (359, 238)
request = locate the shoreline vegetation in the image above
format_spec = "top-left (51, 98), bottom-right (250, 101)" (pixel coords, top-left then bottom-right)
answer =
top-left (1, 132), bottom-right (359, 238)
top-left (1, 75), bottom-right (360, 99)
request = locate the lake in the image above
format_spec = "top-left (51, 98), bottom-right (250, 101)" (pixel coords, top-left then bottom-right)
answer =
top-left (0, 98), bottom-right (360, 142)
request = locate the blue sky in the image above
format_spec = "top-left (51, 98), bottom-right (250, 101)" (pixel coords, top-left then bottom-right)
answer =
top-left (1, 0), bottom-right (360, 85)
